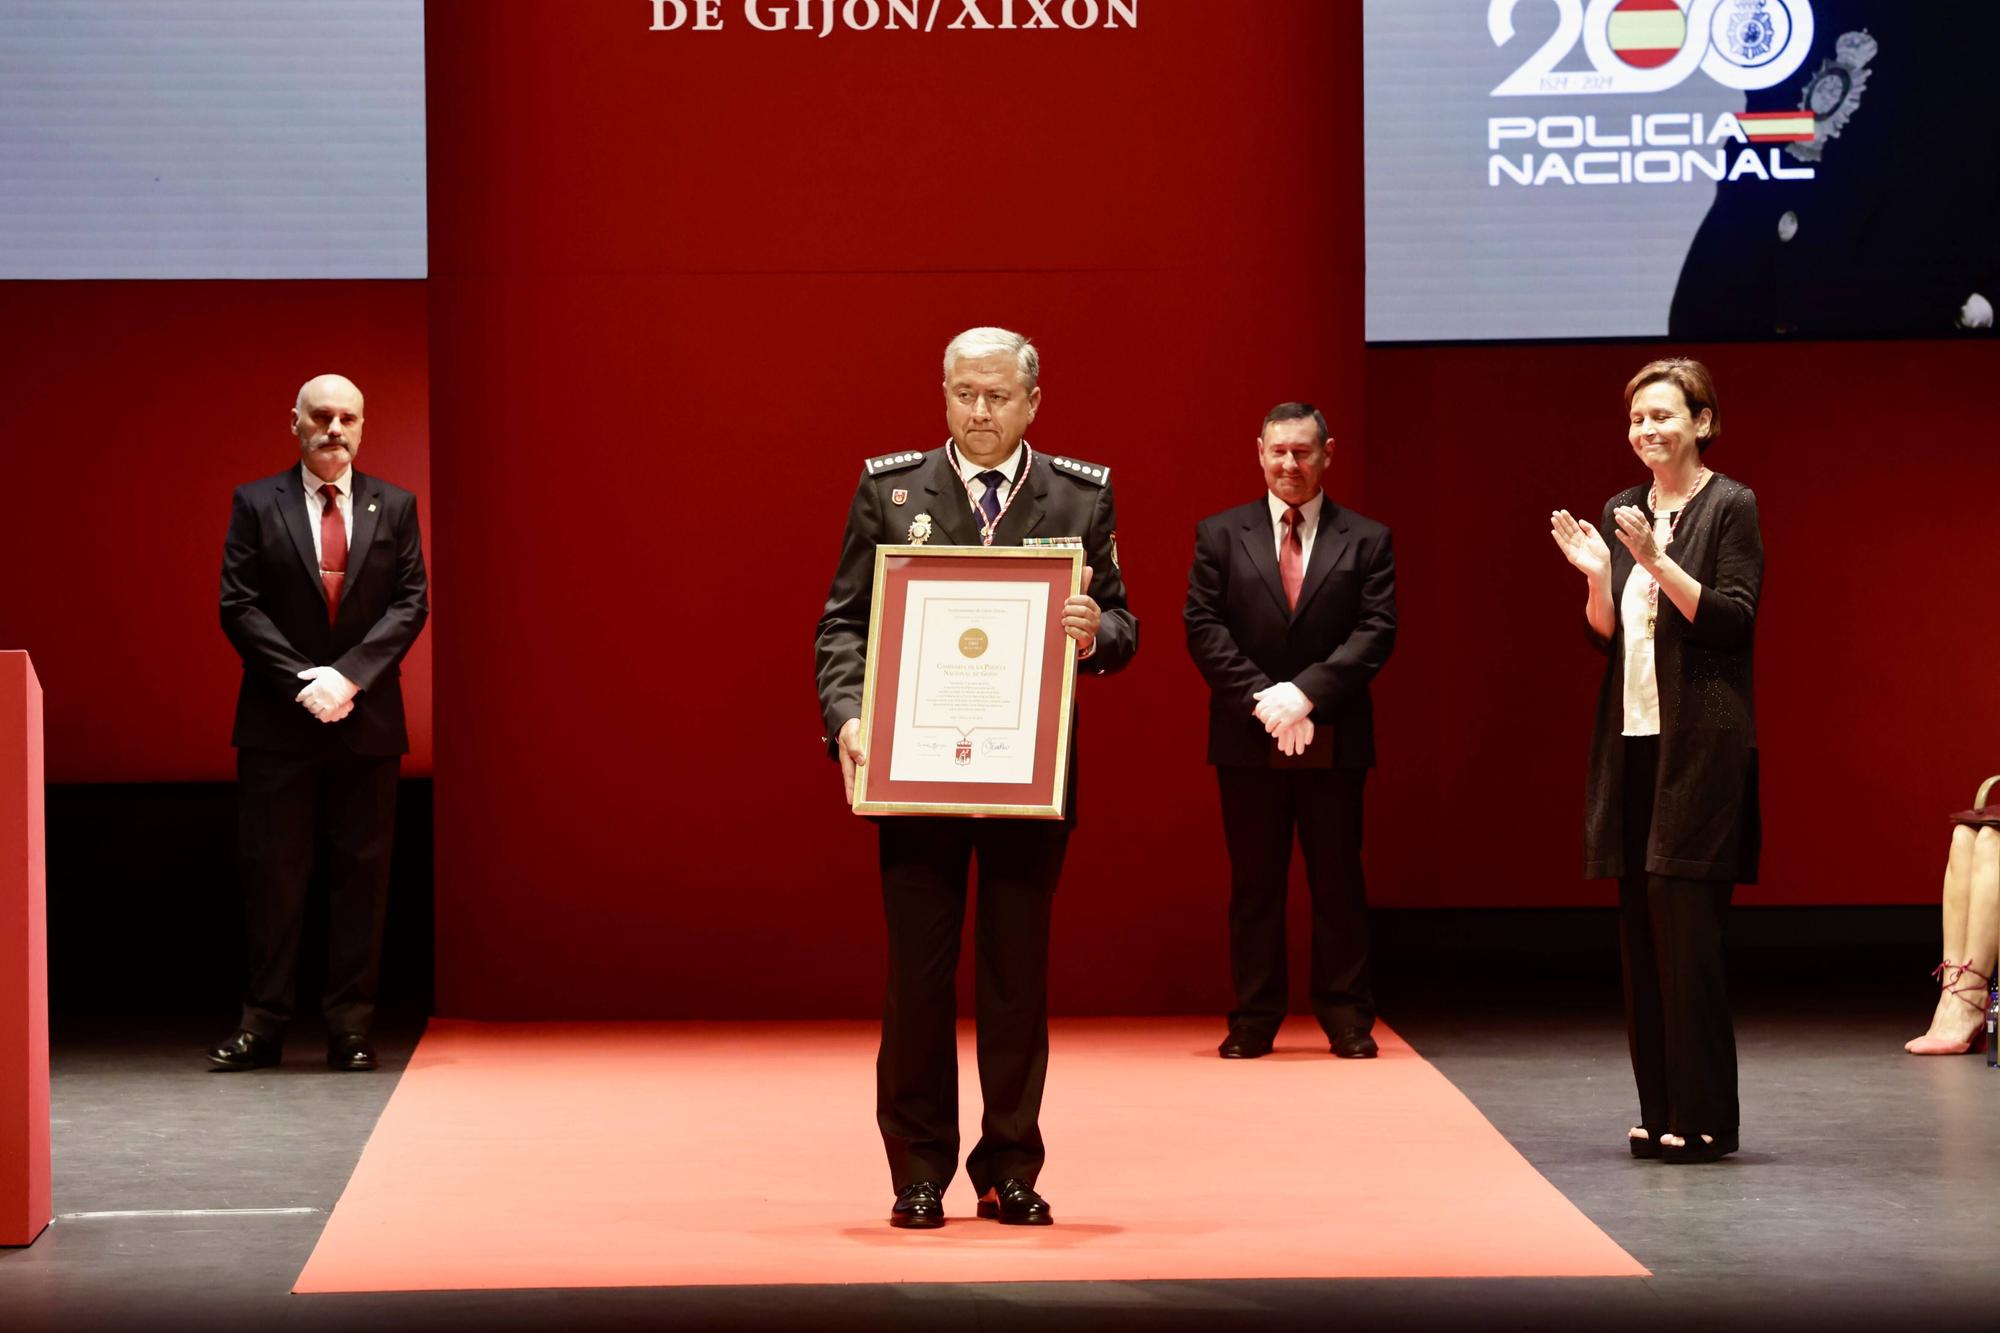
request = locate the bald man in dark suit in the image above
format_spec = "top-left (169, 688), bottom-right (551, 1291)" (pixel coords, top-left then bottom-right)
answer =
top-left (208, 373), bottom-right (428, 1073)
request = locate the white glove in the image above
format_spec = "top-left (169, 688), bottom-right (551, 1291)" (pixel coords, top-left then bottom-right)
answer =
top-left (296, 666), bottom-right (359, 723)
top-left (1274, 716), bottom-right (1315, 757)
top-left (1251, 681), bottom-right (1313, 735)
top-left (1959, 292), bottom-right (1994, 329)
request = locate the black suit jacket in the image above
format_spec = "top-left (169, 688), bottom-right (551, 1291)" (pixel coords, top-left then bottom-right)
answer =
top-left (219, 466), bottom-right (429, 757)
top-left (1184, 497), bottom-right (1396, 769)
top-left (815, 443), bottom-right (1138, 758)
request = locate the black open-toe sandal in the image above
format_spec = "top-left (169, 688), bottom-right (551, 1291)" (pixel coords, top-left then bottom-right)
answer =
top-left (1627, 1127), bottom-right (1662, 1159)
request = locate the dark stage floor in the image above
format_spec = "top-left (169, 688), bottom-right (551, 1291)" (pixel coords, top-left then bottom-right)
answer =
top-left (2, 977), bottom-right (1994, 1332)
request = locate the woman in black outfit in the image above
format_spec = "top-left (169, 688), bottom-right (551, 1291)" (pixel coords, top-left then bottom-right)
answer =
top-left (1549, 358), bottom-right (1764, 1165)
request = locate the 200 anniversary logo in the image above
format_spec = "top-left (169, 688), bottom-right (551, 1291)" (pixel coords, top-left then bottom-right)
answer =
top-left (1486, 0), bottom-right (1825, 187)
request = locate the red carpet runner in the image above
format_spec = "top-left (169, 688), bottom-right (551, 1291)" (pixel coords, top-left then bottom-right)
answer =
top-left (294, 1018), bottom-right (1645, 1292)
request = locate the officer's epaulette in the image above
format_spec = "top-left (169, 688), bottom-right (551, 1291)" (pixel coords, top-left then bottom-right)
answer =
top-left (1046, 454), bottom-right (1111, 486)
top-left (864, 450), bottom-right (926, 476)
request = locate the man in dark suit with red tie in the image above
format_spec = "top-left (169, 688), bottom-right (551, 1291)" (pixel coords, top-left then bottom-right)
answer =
top-left (1184, 402), bottom-right (1396, 1060)
top-left (208, 373), bottom-right (429, 1073)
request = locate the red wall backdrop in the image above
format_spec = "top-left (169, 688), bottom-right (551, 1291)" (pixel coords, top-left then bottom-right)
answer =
top-left (0, 281), bottom-right (432, 781)
top-left (425, 1), bottom-right (1365, 1018)
top-left (425, 3), bottom-right (2000, 1019)
top-left (5, 8), bottom-right (1991, 1022)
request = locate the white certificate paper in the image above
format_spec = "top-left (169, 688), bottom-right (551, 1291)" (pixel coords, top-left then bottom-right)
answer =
top-left (887, 580), bottom-right (1050, 785)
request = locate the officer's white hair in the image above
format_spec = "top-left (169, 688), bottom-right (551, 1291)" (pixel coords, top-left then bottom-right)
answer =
top-left (942, 327), bottom-right (1039, 390)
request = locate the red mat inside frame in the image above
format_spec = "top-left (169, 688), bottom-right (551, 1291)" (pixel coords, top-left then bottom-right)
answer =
top-left (294, 1018), bottom-right (1646, 1293)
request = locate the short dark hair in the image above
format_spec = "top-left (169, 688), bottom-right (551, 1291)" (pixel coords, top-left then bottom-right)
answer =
top-left (1624, 358), bottom-right (1720, 453)
top-left (1261, 402), bottom-right (1329, 446)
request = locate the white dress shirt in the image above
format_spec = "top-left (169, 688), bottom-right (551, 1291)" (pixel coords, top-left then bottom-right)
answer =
top-left (301, 462), bottom-right (354, 568)
top-left (1265, 489), bottom-right (1325, 565)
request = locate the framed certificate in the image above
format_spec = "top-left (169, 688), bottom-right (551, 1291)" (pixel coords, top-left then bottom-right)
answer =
top-left (852, 545), bottom-right (1083, 818)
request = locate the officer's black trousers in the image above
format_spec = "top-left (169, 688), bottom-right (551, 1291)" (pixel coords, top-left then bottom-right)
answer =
top-left (876, 816), bottom-right (1066, 1194)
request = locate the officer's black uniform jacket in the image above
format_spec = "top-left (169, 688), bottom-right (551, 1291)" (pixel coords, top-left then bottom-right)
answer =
top-left (814, 442), bottom-right (1137, 755)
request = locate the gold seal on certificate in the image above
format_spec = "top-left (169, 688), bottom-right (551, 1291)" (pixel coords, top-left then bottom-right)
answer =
top-left (852, 545), bottom-right (1083, 818)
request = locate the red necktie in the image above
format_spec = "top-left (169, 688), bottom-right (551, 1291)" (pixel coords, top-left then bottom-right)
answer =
top-left (1279, 506), bottom-right (1304, 611)
top-left (320, 484), bottom-right (347, 623)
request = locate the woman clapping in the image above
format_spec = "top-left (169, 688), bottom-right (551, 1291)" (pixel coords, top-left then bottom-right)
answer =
top-left (1550, 358), bottom-right (1764, 1165)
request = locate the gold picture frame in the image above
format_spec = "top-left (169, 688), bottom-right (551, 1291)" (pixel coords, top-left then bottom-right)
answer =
top-left (852, 544), bottom-right (1083, 818)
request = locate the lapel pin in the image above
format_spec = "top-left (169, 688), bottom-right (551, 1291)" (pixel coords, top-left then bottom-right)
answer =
top-left (892, 489), bottom-right (908, 506)
top-left (368, 503), bottom-right (377, 512)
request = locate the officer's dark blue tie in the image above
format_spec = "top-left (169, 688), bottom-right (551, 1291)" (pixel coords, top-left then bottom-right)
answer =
top-left (975, 469), bottom-right (1006, 544)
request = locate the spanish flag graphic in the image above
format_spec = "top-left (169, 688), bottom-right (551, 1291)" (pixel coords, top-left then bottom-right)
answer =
top-left (1607, 0), bottom-right (1688, 69)
top-left (1737, 110), bottom-right (1817, 142)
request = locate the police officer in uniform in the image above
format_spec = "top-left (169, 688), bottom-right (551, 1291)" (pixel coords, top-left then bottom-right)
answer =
top-left (814, 327), bottom-right (1137, 1229)
top-left (1671, 3), bottom-right (1998, 338)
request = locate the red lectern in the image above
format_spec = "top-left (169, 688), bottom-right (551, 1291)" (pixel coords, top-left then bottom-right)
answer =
top-left (1, 652), bottom-right (50, 1246)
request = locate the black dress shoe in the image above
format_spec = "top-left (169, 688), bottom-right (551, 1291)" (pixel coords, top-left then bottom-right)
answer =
top-left (1218, 1028), bottom-right (1275, 1059)
top-left (889, 1180), bottom-right (946, 1229)
top-left (206, 1030), bottom-right (280, 1071)
top-left (327, 1034), bottom-right (378, 1072)
top-left (1329, 1031), bottom-right (1379, 1059)
top-left (1660, 1131), bottom-right (1738, 1164)
top-left (976, 1179), bottom-right (1053, 1226)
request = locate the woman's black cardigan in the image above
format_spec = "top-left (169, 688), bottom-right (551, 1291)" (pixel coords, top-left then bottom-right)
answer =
top-left (1583, 473), bottom-right (1764, 884)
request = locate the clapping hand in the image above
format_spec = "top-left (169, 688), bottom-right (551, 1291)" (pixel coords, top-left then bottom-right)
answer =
top-left (1610, 505), bottom-right (1663, 570)
top-left (1549, 509), bottom-right (1610, 580)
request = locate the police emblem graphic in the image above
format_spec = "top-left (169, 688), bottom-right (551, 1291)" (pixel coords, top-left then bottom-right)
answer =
top-left (1712, 0), bottom-right (1796, 72)
top-left (1788, 28), bottom-right (1875, 162)
top-left (1488, 0), bottom-right (1817, 97)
